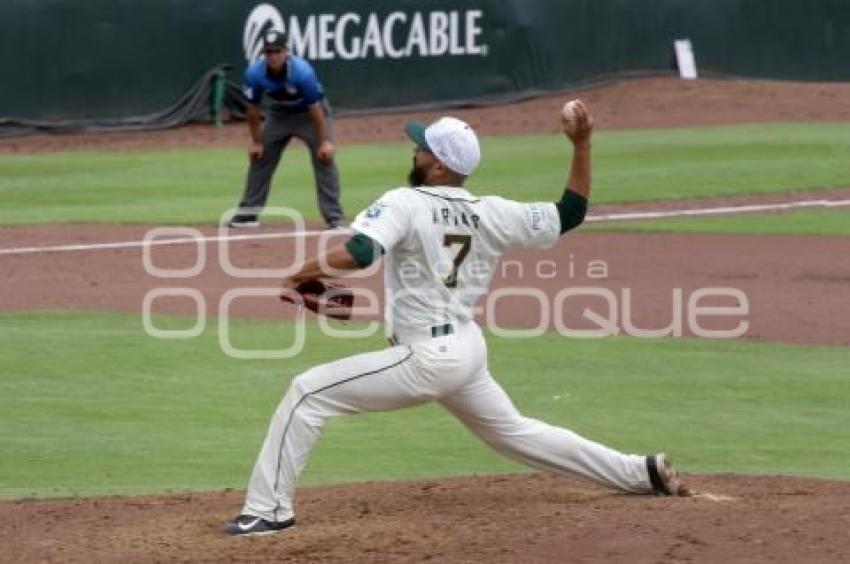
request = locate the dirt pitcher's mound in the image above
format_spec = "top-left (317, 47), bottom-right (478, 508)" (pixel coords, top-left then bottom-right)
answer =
top-left (3, 473), bottom-right (848, 563)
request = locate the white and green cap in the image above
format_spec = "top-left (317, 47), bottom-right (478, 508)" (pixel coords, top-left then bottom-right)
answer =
top-left (405, 117), bottom-right (481, 176)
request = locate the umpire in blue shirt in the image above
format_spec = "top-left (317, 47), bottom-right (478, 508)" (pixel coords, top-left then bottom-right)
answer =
top-left (229, 30), bottom-right (344, 229)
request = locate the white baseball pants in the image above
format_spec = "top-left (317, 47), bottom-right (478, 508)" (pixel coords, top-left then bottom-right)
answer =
top-left (242, 321), bottom-right (653, 522)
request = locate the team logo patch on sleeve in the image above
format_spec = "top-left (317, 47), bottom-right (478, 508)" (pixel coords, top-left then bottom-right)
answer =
top-left (366, 202), bottom-right (388, 219)
top-left (530, 205), bottom-right (544, 230)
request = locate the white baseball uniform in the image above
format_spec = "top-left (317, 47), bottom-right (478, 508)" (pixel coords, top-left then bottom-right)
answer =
top-left (242, 185), bottom-right (654, 523)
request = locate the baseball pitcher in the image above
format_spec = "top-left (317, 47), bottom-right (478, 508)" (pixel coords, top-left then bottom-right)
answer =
top-left (225, 101), bottom-right (687, 536)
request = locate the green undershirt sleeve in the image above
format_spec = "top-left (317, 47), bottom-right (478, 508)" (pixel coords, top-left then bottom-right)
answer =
top-left (555, 188), bottom-right (588, 234)
top-left (344, 232), bottom-right (385, 267)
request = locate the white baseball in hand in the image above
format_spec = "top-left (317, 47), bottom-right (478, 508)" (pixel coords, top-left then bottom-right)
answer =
top-left (561, 100), bottom-right (580, 131)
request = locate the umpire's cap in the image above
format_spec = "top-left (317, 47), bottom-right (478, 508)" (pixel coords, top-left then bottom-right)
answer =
top-left (263, 29), bottom-right (288, 49)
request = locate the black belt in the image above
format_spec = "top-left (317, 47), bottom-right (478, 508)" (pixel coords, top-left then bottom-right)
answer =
top-left (431, 323), bottom-right (454, 337)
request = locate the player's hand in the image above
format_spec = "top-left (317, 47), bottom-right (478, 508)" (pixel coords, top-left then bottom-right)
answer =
top-left (249, 141), bottom-right (264, 162)
top-left (563, 100), bottom-right (593, 146)
top-left (317, 140), bottom-right (335, 163)
top-left (280, 277), bottom-right (354, 320)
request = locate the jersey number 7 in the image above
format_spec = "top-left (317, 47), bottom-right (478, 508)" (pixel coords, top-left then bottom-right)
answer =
top-left (442, 234), bottom-right (472, 288)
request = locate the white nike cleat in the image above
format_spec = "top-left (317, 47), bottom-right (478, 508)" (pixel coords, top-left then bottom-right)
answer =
top-left (223, 514), bottom-right (295, 536)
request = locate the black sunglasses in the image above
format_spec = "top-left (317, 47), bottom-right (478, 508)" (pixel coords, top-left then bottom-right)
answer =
top-left (264, 48), bottom-right (284, 54)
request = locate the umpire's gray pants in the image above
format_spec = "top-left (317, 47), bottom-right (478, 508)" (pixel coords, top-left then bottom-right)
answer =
top-left (237, 100), bottom-right (344, 224)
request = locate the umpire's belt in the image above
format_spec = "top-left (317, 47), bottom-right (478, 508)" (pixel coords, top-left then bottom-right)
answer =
top-left (388, 323), bottom-right (454, 346)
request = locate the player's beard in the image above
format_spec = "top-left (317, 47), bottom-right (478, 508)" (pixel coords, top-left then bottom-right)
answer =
top-left (408, 162), bottom-right (428, 187)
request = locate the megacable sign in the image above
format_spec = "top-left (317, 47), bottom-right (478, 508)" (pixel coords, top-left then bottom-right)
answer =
top-left (244, 3), bottom-right (489, 61)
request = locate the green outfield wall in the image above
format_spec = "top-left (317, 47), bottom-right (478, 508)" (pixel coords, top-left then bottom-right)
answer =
top-left (1, 0), bottom-right (848, 122)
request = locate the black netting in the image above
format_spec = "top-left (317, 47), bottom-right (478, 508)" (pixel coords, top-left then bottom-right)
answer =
top-left (0, 65), bottom-right (247, 138)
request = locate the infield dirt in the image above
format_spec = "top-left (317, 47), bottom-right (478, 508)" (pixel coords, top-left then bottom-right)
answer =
top-left (3, 209), bottom-right (850, 346)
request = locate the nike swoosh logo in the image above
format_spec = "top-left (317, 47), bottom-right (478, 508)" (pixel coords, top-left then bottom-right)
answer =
top-left (238, 517), bottom-right (262, 531)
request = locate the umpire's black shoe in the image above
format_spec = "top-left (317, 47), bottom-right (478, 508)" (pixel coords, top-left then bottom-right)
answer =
top-left (227, 214), bottom-right (260, 228)
top-left (223, 514), bottom-right (295, 536)
top-left (647, 453), bottom-right (689, 496)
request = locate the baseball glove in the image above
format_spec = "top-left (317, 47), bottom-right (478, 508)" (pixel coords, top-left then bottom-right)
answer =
top-left (280, 279), bottom-right (354, 321)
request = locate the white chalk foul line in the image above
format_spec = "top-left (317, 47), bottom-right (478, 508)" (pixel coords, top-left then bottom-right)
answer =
top-left (585, 198), bottom-right (850, 223)
top-left (0, 229), bottom-right (334, 256)
top-left (1, 198), bottom-right (848, 256)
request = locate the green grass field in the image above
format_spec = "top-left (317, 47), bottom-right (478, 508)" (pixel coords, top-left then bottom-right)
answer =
top-left (1, 122), bottom-right (849, 226)
top-left (586, 208), bottom-right (850, 236)
top-left (2, 121), bottom-right (847, 500)
top-left (1, 311), bottom-right (848, 499)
